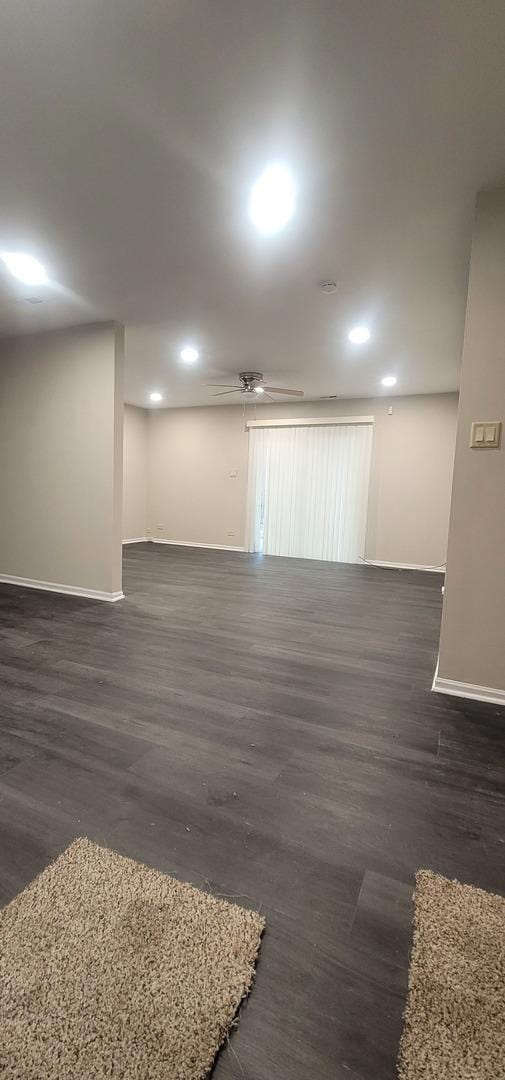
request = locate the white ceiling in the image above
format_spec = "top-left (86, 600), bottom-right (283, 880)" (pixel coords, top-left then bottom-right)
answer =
top-left (1, 1), bottom-right (505, 407)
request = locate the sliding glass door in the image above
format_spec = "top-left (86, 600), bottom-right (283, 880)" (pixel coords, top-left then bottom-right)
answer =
top-left (246, 421), bottom-right (373, 562)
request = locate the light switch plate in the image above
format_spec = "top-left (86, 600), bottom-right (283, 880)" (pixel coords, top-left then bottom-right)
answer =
top-left (470, 420), bottom-right (502, 449)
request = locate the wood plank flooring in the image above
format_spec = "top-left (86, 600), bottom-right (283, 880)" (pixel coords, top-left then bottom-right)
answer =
top-left (0, 543), bottom-right (504, 1079)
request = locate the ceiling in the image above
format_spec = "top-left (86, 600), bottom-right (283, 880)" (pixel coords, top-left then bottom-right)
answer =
top-left (1, 1), bottom-right (505, 407)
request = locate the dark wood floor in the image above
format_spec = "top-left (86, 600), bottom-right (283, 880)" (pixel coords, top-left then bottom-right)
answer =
top-left (0, 545), bottom-right (504, 1079)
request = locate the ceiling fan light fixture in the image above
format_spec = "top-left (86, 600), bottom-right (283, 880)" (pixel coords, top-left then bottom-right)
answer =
top-left (206, 372), bottom-right (303, 397)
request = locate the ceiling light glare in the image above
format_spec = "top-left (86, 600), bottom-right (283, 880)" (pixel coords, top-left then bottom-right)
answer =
top-left (150, 391), bottom-right (163, 402)
top-left (249, 164), bottom-right (296, 234)
top-left (254, 385), bottom-right (265, 394)
top-left (180, 346), bottom-right (199, 363)
top-left (381, 375), bottom-right (397, 387)
top-left (0, 251), bottom-right (48, 285)
top-left (348, 325), bottom-right (371, 345)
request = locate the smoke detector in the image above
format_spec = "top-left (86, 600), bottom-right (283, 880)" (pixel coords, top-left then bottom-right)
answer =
top-left (319, 280), bottom-right (337, 294)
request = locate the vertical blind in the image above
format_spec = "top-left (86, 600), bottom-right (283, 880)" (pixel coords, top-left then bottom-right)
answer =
top-left (246, 422), bottom-right (373, 562)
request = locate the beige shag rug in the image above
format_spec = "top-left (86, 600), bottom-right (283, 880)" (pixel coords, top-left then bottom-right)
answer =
top-left (0, 838), bottom-right (264, 1079)
top-left (398, 870), bottom-right (505, 1080)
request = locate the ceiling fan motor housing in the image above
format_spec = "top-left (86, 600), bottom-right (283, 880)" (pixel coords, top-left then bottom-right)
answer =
top-left (239, 371), bottom-right (264, 392)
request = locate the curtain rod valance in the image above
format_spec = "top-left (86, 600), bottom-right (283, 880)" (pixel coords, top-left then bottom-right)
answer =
top-left (246, 415), bottom-right (374, 429)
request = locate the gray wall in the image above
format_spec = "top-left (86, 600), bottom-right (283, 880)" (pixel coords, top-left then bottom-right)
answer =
top-left (123, 404), bottom-right (148, 541)
top-left (438, 190), bottom-right (505, 692)
top-left (124, 393), bottom-right (458, 567)
top-left (0, 323), bottom-right (124, 597)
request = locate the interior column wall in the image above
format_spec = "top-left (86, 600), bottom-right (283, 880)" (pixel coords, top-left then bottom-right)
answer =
top-left (437, 189), bottom-right (505, 697)
top-left (0, 322), bottom-right (124, 599)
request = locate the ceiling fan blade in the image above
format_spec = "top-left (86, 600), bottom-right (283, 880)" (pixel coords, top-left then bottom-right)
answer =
top-left (206, 383), bottom-right (242, 389)
top-left (263, 386), bottom-right (304, 396)
top-left (212, 389), bottom-right (242, 396)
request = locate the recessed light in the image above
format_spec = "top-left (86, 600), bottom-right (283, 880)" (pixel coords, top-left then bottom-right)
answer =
top-left (254, 386), bottom-right (265, 394)
top-left (249, 164), bottom-right (296, 234)
top-left (0, 251), bottom-right (48, 285)
top-left (381, 375), bottom-right (397, 387)
top-left (179, 346), bottom-right (199, 364)
top-left (348, 326), bottom-right (371, 344)
top-left (150, 391), bottom-right (163, 402)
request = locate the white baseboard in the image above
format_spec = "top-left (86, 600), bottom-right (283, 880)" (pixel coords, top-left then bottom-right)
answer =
top-left (0, 574), bottom-right (124, 603)
top-left (150, 538), bottom-right (245, 553)
top-left (122, 536), bottom-right (244, 552)
top-left (365, 559), bottom-right (445, 573)
top-left (432, 657), bottom-right (505, 706)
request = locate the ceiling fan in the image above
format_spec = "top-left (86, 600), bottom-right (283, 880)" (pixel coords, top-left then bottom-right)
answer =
top-left (206, 371), bottom-right (304, 399)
